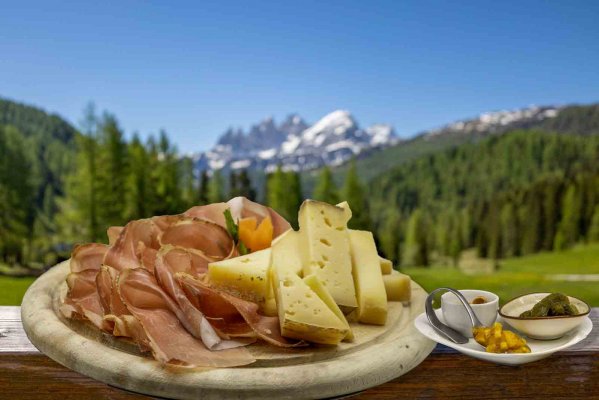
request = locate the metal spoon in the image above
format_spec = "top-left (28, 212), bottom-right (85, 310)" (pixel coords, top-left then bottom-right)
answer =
top-left (425, 287), bottom-right (484, 344)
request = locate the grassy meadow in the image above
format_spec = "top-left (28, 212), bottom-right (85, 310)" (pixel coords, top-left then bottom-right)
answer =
top-left (1, 243), bottom-right (597, 307)
top-left (403, 243), bottom-right (599, 307)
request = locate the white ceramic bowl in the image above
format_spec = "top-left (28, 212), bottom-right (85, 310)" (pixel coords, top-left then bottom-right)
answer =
top-left (441, 289), bottom-right (499, 338)
top-left (499, 293), bottom-right (591, 340)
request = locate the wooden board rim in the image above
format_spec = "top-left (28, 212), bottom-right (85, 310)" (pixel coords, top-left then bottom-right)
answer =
top-left (21, 261), bottom-right (436, 400)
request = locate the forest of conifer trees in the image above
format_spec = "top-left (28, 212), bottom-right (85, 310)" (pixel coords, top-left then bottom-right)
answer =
top-left (1, 99), bottom-right (598, 273)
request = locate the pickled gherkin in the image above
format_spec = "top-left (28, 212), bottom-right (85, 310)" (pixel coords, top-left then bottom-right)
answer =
top-left (519, 293), bottom-right (579, 318)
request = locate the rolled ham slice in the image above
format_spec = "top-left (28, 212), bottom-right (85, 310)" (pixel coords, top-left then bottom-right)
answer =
top-left (118, 268), bottom-right (256, 367)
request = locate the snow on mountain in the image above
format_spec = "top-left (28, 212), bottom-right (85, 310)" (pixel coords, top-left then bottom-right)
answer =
top-left (195, 110), bottom-right (398, 173)
top-left (424, 105), bottom-right (561, 138)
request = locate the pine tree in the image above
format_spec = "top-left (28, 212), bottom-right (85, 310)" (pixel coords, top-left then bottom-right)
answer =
top-left (378, 208), bottom-right (402, 264)
top-left (0, 126), bottom-right (34, 263)
top-left (180, 156), bottom-right (196, 208)
top-left (125, 134), bottom-right (150, 220)
top-left (520, 189), bottom-right (542, 255)
top-left (207, 169), bottom-right (224, 203)
top-left (341, 160), bottom-right (370, 230)
top-left (554, 183), bottom-right (582, 250)
top-left (500, 201), bottom-right (518, 258)
top-left (401, 209), bottom-right (429, 267)
top-left (588, 205), bottom-right (599, 242)
top-left (96, 113), bottom-right (128, 227)
top-left (266, 166), bottom-right (288, 218)
top-left (198, 170), bottom-right (209, 204)
top-left (153, 130), bottom-right (182, 214)
top-left (237, 169), bottom-right (257, 201)
top-left (312, 166), bottom-right (339, 204)
top-left (285, 171), bottom-right (303, 227)
top-left (56, 105), bottom-right (103, 243)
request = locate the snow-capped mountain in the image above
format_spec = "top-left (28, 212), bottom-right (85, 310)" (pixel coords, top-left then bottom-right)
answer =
top-left (195, 110), bottom-right (398, 173)
top-left (423, 105), bottom-right (561, 139)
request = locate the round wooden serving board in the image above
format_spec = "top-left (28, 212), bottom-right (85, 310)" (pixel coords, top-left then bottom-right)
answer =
top-left (22, 261), bottom-right (435, 399)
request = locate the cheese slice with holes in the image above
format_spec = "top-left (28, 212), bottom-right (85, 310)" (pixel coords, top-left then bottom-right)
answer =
top-left (274, 270), bottom-right (348, 344)
top-left (303, 274), bottom-right (354, 341)
top-left (349, 229), bottom-right (388, 325)
top-left (207, 249), bottom-right (271, 304)
top-left (298, 200), bottom-right (357, 313)
top-left (383, 270), bottom-right (411, 302)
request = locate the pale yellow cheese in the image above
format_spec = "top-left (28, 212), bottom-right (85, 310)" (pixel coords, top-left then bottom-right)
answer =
top-left (348, 230), bottom-right (388, 325)
top-left (269, 229), bottom-right (303, 300)
top-left (298, 200), bottom-right (357, 313)
top-left (336, 201), bottom-right (353, 222)
top-left (274, 270), bottom-right (348, 345)
top-left (379, 256), bottom-right (393, 275)
top-left (303, 274), bottom-right (354, 341)
top-left (207, 249), bottom-right (271, 304)
top-left (383, 270), bottom-right (411, 302)
top-left (271, 229), bottom-right (303, 277)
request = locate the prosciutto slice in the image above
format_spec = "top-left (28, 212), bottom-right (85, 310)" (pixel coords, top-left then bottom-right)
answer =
top-left (183, 202), bottom-right (229, 228)
top-left (106, 226), bottom-right (124, 246)
top-left (154, 246), bottom-right (255, 350)
top-left (103, 219), bottom-right (162, 271)
top-left (60, 243), bottom-right (110, 331)
top-left (176, 273), bottom-right (303, 348)
top-left (159, 218), bottom-right (236, 261)
top-left (118, 268), bottom-right (255, 367)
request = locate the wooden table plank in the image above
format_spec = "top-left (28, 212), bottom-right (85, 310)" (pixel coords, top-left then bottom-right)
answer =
top-left (0, 307), bottom-right (597, 399)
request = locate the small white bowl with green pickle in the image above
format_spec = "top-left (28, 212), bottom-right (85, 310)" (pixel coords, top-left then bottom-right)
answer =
top-left (499, 293), bottom-right (591, 340)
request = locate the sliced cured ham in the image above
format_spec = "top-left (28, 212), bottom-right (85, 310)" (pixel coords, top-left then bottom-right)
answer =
top-left (118, 268), bottom-right (255, 367)
top-left (106, 226), bottom-right (124, 246)
top-left (60, 243), bottom-right (110, 331)
top-left (183, 202), bottom-right (229, 227)
top-left (154, 246), bottom-right (254, 350)
top-left (159, 218), bottom-right (236, 261)
top-left (96, 265), bottom-right (151, 351)
top-left (103, 219), bottom-right (161, 271)
top-left (177, 273), bottom-right (303, 348)
top-left (69, 243), bottom-right (109, 273)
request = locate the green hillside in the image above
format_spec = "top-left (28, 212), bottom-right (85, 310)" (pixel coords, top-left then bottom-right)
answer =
top-left (302, 104), bottom-right (599, 195)
top-left (367, 131), bottom-right (599, 265)
top-left (0, 98), bottom-right (79, 269)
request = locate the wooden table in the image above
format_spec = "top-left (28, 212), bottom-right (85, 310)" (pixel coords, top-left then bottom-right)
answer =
top-left (1, 307), bottom-right (597, 399)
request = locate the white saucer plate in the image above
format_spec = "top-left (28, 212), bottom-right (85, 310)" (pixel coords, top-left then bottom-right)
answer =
top-left (414, 309), bottom-right (593, 365)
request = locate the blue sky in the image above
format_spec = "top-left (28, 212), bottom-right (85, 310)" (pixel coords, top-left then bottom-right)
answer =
top-left (1, 1), bottom-right (598, 152)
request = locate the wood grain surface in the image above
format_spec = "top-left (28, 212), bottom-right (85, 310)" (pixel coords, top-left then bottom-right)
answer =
top-left (1, 308), bottom-right (597, 399)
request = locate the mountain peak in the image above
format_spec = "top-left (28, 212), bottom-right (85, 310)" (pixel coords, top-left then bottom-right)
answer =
top-left (195, 110), bottom-right (397, 173)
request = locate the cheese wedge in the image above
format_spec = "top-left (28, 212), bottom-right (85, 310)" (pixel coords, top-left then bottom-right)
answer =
top-left (298, 200), bottom-right (357, 313)
top-left (207, 249), bottom-right (271, 304)
top-left (303, 274), bottom-right (354, 341)
top-left (379, 257), bottom-right (393, 275)
top-left (271, 230), bottom-right (303, 277)
top-left (383, 270), bottom-right (411, 302)
top-left (349, 230), bottom-right (388, 325)
top-left (274, 270), bottom-right (348, 345)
